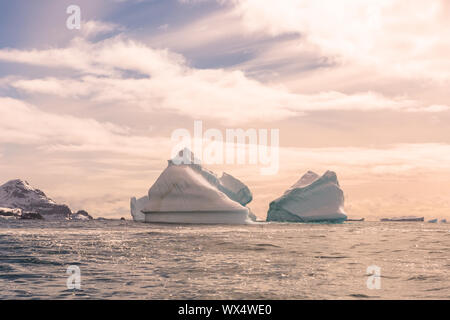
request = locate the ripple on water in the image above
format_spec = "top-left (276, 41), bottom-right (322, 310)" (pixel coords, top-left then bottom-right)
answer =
top-left (0, 220), bottom-right (449, 299)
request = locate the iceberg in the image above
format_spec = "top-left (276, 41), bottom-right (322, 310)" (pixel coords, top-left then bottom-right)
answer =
top-left (130, 149), bottom-right (253, 223)
top-left (380, 216), bottom-right (424, 222)
top-left (130, 196), bottom-right (148, 222)
top-left (218, 173), bottom-right (252, 206)
top-left (266, 170), bottom-right (347, 223)
top-left (247, 208), bottom-right (258, 222)
top-left (132, 149), bottom-right (251, 224)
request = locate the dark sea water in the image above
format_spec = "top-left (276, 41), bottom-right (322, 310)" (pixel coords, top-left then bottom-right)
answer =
top-left (0, 219), bottom-right (449, 299)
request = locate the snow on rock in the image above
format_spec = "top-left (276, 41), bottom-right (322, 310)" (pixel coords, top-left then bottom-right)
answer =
top-left (267, 170), bottom-right (347, 223)
top-left (0, 179), bottom-right (72, 219)
top-left (133, 149), bottom-right (250, 224)
top-left (71, 210), bottom-right (93, 220)
top-left (0, 207), bottom-right (21, 216)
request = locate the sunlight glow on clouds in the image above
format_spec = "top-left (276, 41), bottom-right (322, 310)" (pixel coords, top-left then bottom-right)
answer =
top-left (0, 37), bottom-right (447, 125)
top-left (0, 97), bottom-right (166, 155)
top-left (81, 20), bottom-right (124, 39)
top-left (223, 0), bottom-right (450, 84)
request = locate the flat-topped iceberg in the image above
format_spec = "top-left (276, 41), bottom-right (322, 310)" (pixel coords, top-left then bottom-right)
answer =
top-left (266, 170), bottom-right (347, 223)
top-left (131, 149), bottom-right (252, 224)
top-left (380, 216), bottom-right (424, 222)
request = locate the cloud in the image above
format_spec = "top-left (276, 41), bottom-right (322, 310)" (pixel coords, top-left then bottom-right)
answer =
top-left (0, 97), bottom-right (167, 155)
top-left (1, 37), bottom-right (447, 126)
top-left (169, 0), bottom-right (450, 111)
top-left (81, 20), bottom-right (124, 39)
top-left (222, 0), bottom-right (450, 83)
top-left (2, 95), bottom-right (448, 177)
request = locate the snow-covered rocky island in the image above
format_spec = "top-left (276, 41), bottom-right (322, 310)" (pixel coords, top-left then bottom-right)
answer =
top-left (131, 149), bottom-right (253, 224)
top-left (266, 171), bottom-right (347, 223)
top-left (0, 179), bottom-right (92, 220)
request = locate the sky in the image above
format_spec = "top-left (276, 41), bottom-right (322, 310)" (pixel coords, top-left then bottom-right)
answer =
top-left (1, 0), bottom-right (450, 220)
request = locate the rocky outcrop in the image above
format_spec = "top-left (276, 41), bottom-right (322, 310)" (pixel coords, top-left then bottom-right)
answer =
top-left (71, 210), bottom-right (93, 220)
top-left (0, 179), bottom-right (72, 219)
top-left (20, 212), bottom-right (44, 220)
top-left (0, 179), bottom-right (92, 220)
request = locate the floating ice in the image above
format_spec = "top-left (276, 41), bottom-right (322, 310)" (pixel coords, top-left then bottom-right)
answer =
top-left (218, 173), bottom-right (252, 206)
top-left (131, 149), bottom-right (251, 224)
top-left (130, 196), bottom-right (148, 222)
top-left (380, 216), bottom-right (424, 222)
top-left (266, 170), bottom-right (347, 223)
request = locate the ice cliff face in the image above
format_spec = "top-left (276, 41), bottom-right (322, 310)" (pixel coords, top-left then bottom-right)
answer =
top-left (130, 196), bottom-right (148, 222)
top-left (144, 164), bottom-right (247, 213)
top-left (266, 171), bottom-right (347, 223)
top-left (168, 149), bottom-right (253, 207)
top-left (218, 173), bottom-right (252, 206)
top-left (0, 179), bottom-right (72, 219)
top-left (130, 149), bottom-right (252, 222)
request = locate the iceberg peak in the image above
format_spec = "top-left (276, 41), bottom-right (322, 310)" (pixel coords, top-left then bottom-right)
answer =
top-left (168, 148), bottom-right (201, 166)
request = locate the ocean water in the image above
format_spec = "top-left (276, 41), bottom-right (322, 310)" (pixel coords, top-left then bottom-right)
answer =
top-left (0, 219), bottom-right (449, 299)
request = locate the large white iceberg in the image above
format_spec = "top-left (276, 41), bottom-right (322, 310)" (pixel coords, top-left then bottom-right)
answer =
top-left (266, 171), bottom-right (347, 223)
top-left (131, 149), bottom-right (251, 224)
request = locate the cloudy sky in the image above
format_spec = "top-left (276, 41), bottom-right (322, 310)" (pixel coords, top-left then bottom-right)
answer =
top-left (1, 0), bottom-right (450, 219)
